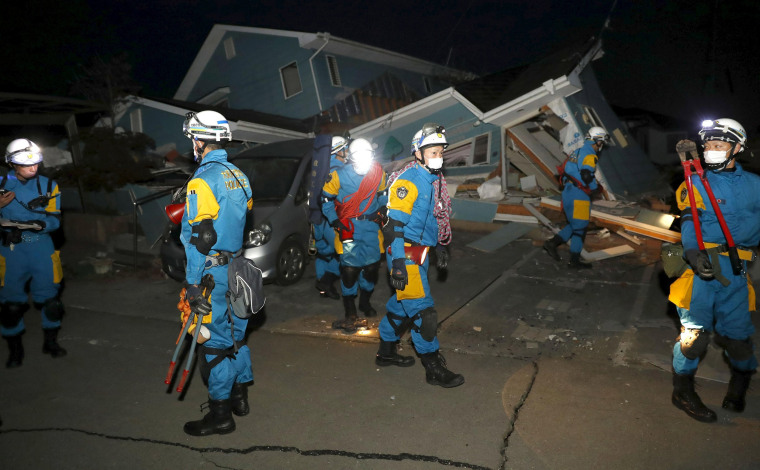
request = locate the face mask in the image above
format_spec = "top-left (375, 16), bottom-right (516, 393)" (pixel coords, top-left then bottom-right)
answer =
top-left (427, 157), bottom-right (443, 170)
top-left (704, 150), bottom-right (728, 164)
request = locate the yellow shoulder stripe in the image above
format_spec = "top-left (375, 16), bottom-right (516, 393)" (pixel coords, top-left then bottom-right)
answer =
top-left (675, 180), bottom-right (705, 211)
top-left (323, 171), bottom-right (340, 196)
top-left (187, 178), bottom-right (220, 223)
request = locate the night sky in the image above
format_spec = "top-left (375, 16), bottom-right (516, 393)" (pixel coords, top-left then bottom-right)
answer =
top-left (3, 0), bottom-right (760, 141)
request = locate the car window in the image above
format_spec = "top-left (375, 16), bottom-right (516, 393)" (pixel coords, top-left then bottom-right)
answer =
top-left (294, 167), bottom-right (309, 204)
top-left (234, 157), bottom-right (302, 202)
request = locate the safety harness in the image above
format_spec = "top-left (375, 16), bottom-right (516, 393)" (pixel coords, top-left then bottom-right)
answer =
top-left (556, 149), bottom-right (593, 196)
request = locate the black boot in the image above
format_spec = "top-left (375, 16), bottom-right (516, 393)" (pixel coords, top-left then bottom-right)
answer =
top-left (543, 235), bottom-right (563, 262)
top-left (42, 328), bottom-right (67, 358)
top-left (376, 340), bottom-right (415, 367)
top-left (672, 373), bottom-right (717, 422)
top-left (4, 335), bottom-right (24, 368)
top-left (343, 295), bottom-right (357, 319)
top-left (183, 399), bottom-right (236, 436)
top-left (568, 252), bottom-right (592, 269)
top-left (230, 382), bottom-right (250, 416)
top-left (722, 367), bottom-right (754, 413)
top-left (358, 289), bottom-right (377, 317)
top-left (420, 351), bottom-right (464, 388)
top-left (316, 273), bottom-right (340, 300)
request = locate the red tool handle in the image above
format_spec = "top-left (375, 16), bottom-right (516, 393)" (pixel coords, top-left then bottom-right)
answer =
top-left (682, 162), bottom-right (705, 251)
top-left (164, 361), bottom-right (176, 385)
top-left (176, 370), bottom-right (190, 393)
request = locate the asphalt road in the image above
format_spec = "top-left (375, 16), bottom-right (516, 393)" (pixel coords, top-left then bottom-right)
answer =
top-left (1, 228), bottom-right (759, 469)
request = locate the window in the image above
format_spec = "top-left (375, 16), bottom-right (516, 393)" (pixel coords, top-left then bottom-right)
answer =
top-left (223, 37), bottom-right (236, 60)
top-left (326, 55), bottom-right (341, 86)
top-left (280, 62), bottom-right (303, 99)
top-left (444, 132), bottom-right (491, 167)
top-left (129, 109), bottom-right (142, 133)
top-left (423, 77), bottom-right (432, 94)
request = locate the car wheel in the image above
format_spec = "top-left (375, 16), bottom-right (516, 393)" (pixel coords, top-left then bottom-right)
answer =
top-left (275, 238), bottom-right (306, 285)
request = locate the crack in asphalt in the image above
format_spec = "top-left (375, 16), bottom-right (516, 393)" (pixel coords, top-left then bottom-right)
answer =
top-left (0, 427), bottom-right (491, 470)
top-left (499, 360), bottom-right (539, 470)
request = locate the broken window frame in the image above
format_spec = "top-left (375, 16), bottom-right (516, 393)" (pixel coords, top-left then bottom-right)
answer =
top-left (280, 61), bottom-right (303, 99)
top-left (582, 105), bottom-right (616, 147)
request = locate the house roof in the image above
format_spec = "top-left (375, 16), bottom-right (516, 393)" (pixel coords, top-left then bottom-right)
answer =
top-left (175, 25), bottom-right (476, 101)
top-left (456, 39), bottom-right (599, 113)
top-left (125, 95), bottom-right (311, 144)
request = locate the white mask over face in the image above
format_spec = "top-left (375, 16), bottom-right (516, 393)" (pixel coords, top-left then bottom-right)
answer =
top-left (427, 157), bottom-right (443, 170)
top-left (704, 150), bottom-right (729, 164)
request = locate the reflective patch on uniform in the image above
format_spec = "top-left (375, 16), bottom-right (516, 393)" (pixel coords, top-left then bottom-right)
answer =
top-left (397, 186), bottom-right (408, 199)
top-left (680, 188), bottom-right (688, 203)
top-left (325, 173), bottom-right (332, 183)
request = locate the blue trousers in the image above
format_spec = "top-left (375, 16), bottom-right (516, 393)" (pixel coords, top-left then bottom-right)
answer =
top-left (672, 258), bottom-right (758, 374)
top-left (378, 254), bottom-right (439, 354)
top-left (202, 264), bottom-right (254, 400)
top-left (314, 219), bottom-right (339, 280)
top-left (0, 237), bottom-right (62, 336)
top-left (558, 185), bottom-right (591, 254)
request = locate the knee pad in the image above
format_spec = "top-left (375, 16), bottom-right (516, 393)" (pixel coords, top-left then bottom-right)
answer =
top-left (418, 307), bottom-right (438, 342)
top-left (341, 265), bottom-right (361, 289)
top-left (0, 302), bottom-right (29, 328)
top-left (362, 261), bottom-right (380, 285)
top-left (679, 327), bottom-right (710, 360)
top-left (42, 298), bottom-right (65, 322)
top-left (723, 336), bottom-right (754, 361)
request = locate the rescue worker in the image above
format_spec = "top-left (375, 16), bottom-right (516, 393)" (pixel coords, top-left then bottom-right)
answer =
top-left (322, 138), bottom-right (387, 331)
top-left (669, 118), bottom-right (758, 422)
top-left (180, 110), bottom-right (254, 436)
top-left (376, 123), bottom-right (463, 388)
top-left (312, 136), bottom-right (348, 299)
top-left (543, 126), bottom-right (610, 268)
top-left (0, 139), bottom-right (64, 368)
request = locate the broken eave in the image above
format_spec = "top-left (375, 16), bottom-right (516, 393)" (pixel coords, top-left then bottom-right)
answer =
top-left (482, 75), bottom-right (581, 128)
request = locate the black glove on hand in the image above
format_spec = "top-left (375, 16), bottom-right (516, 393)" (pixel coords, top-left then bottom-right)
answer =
top-left (685, 249), bottom-right (714, 280)
top-left (435, 244), bottom-right (449, 270)
top-left (372, 207), bottom-right (389, 227)
top-left (330, 219), bottom-right (349, 232)
top-left (390, 258), bottom-right (408, 291)
top-left (185, 284), bottom-right (212, 315)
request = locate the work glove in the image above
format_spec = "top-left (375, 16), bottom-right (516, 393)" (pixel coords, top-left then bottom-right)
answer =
top-left (685, 249), bottom-right (714, 280)
top-left (390, 258), bottom-right (408, 291)
top-left (330, 219), bottom-right (349, 232)
top-left (435, 244), bottom-right (449, 270)
top-left (185, 284), bottom-right (212, 315)
top-left (372, 207), bottom-right (389, 227)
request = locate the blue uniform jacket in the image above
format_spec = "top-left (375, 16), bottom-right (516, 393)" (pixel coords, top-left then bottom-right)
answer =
top-left (563, 139), bottom-right (599, 193)
top-left (677, 163), bottom-right (760, 251)
top-left (0, 171), bottom-right (61, 233)
top-left (387, 163), bottom-right (439, 261)
top-left (181, 150), bottom-right (252, 285)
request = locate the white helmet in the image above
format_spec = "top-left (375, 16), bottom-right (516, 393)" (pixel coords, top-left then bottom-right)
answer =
top-left (586, 126), bottom-right (610, 145)
top-left (410, 130), bottom-right (423, 155)
top-left (416, 123), bottom-right (448, 151)
top-left (183, 110), bottom-right (231, 142)
top-left (331, 136), bottom-right (348, 154)
top-left (347, 138), bottom-right (374, 175)
top-left (6, 138), bottom-right (43, 166)
top-left (699, 118), bottom-right (747, 148)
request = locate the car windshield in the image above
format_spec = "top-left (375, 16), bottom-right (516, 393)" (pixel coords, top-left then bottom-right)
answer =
top-left (233, 156), bottom-right (302, 203)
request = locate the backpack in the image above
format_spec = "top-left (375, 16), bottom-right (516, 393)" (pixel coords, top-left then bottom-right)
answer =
top-left (226, 254), bottom-right (266, 319)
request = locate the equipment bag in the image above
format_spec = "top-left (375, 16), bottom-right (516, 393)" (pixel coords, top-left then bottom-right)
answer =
top-left (226, 254), bottom-right (266, 319)
top-left (660, 243), bottom-right (688, 278)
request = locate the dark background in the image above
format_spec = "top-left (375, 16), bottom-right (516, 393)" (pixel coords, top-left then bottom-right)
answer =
top-left (3, 0), bottom-right (759, 141)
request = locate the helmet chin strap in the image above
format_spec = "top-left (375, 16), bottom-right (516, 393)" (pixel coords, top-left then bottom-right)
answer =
top-left (193, 139), bottom-right (209, 162)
